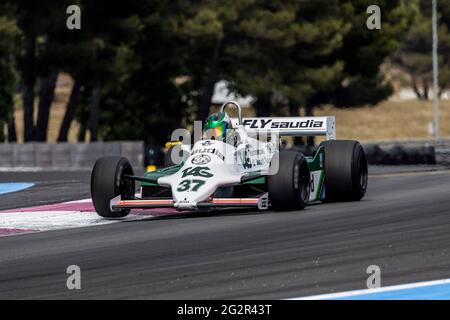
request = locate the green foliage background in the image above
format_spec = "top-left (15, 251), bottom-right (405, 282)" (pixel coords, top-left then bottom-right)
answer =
top-left (0, 0), bottom-right (435, 145)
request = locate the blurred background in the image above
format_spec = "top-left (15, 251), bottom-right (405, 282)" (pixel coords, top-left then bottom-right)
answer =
top-left (0, 0), bottom-right (449, 168)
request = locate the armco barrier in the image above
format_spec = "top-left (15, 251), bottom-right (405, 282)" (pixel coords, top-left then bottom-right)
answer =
top-left (2, 139), bottom-right (448, 169)
top-left (0, 141), bottom-right (144, 169)
top-left (362, 138), bottom-right (450, 166)
top-left (288, 139), bottom-right (450, 166)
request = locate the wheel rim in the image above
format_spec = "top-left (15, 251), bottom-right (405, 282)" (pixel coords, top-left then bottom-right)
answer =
top-left (300, 165), bottom-right (310, 203)
top-left (296, 161), bottom-right (310, 203)
top-left (118, 165), bottom-right (135, 200)
top-left (358, 153), bottom-right (368, 192)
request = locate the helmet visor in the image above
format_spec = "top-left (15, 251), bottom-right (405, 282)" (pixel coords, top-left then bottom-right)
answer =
top-left (204, 125), bottom-right (226, 140)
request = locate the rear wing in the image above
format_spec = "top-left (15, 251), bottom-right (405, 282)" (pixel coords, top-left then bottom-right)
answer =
top-left (231, 116), bottom-right (336, 140)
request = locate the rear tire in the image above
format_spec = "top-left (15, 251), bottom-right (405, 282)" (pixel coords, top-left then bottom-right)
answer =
top-left (321, 140), bottom-right (368, 202)
top-left (91, 156), bottom-right (135, 218)
top-left (268, 151), bottom-right (310, 211)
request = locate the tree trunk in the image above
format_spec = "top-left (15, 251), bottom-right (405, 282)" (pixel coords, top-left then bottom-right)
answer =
top-left (423, 80), bottom-right (429, 100)
top-left (35, 70), bottom-right (58, 141)
top-left (289, 101), bottom-right (304, 146)
top-left (78, 121), bottom-right (87, 142)
top-left (58, 80), bottom-right (81, 142)
top-left (412, 77), bottom-right (425, 100)
top-left (22, 36), bottom-right (37, 142)
top-left (304, 105), bottom-right (315, 146)
top-left (7, 112), bottom-right (17, 142)
top-left (0, 120), bottom-right (4, 142)
top-left (197, 39), bottom-right (221, 121)
top-left (87, 85), bottom-right (101, 142)
top-left (254, 93), bottom-right (272, 117)
top-left (288, 101), bottom-right (299, 117)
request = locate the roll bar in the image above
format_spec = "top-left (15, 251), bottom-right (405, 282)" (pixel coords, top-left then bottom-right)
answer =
top-left (220, 101), bottom-right (243, 125)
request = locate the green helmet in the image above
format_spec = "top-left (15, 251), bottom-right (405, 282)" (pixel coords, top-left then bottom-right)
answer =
top-left (203, 111), bottom-right (231, 142)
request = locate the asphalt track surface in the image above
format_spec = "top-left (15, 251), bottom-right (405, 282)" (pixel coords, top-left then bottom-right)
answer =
top-left (0, 167), bottom-right (450, 299)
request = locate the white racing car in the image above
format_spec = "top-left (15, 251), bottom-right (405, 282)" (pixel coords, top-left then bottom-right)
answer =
top-left (90, 101), bottom-right (368, 217)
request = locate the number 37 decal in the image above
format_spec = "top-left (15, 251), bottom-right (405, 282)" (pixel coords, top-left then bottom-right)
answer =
top-left (177, 179), bottom-right (205, 192)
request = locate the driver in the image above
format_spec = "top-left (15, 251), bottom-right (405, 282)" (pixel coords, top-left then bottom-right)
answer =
top-left (203, 111), bottom-right (232, 142)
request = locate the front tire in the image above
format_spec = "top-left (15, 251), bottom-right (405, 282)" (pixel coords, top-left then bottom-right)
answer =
top-left (91, 156), bottom-right (135, 218)
top-left (268, 151), bottom-right (310, 211)
top-left (321, 140), bottom-right (368, 202)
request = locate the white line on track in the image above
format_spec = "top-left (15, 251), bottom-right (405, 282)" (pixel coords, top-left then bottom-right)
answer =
top-left (289, 278), bottom-right (450, 300)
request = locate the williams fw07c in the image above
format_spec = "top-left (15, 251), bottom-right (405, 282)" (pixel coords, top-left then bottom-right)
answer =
top-left (90, 101), bottom-right (368, 217)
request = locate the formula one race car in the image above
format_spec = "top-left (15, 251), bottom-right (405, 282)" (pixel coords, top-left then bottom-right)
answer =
top-left (90, 101), bottom-right (368, 217)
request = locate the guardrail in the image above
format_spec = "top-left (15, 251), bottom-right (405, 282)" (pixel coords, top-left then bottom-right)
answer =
top-left (290, 138), bottom-right (450, 166)
top-left (1, 139), bottom-right (449, 169)
top-left (361, 138), bottom-right (450, 166)
top-left (0, 141), bottom-right (144, 169)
